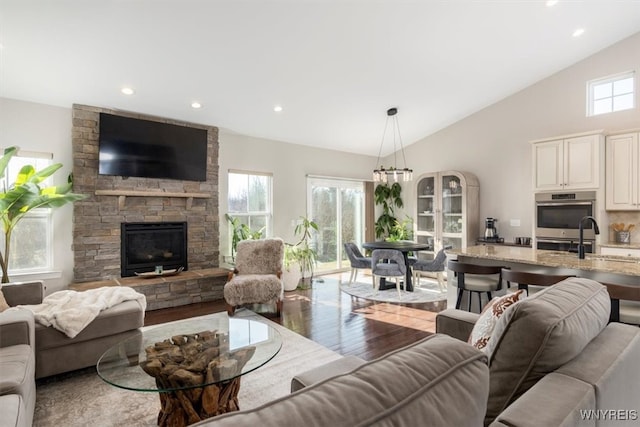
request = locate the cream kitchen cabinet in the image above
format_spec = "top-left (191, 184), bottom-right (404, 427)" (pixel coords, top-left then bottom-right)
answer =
top-left (600, 246), bottom-right (640, 257)
top-left (414, 171), bottom-right (479, 261)
top-left (606, 132), bottom-right (639, 210)
top-left (531, 132), bottom-right (604, 191)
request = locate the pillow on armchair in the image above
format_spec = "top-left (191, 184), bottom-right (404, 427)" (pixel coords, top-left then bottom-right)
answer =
top-left (483, 277), bottom-right (610, 425)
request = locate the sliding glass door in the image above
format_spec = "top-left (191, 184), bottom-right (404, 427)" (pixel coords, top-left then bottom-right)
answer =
top-left (308, 177), bottom-right (365, 273)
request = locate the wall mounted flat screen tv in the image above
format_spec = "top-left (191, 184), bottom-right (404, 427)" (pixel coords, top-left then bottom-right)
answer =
top-left (98, 113), bottom-right (208, 181)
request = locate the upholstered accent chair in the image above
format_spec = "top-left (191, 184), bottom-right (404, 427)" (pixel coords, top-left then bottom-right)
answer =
top-left (371, 249), bottom-right (406, 299)
top-left (343, 242), bottom-right (371, 284)
top-left (224, 238), bottom-right (285, 316)
top-left (412, 245), bottom-right (451, 292)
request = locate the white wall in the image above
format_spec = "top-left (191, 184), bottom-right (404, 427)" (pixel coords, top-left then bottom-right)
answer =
top-left (0, 97), bottom-right (74, 292)
top-left (2, 30), bottom-right (639, 289)
top-left (398, 31), bottom-right (640, 242)
top-left (218, 130), bottom-right (375, 260)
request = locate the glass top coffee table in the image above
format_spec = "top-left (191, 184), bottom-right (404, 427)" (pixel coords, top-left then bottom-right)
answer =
top-left (97, 313), bottom-right (282, 426)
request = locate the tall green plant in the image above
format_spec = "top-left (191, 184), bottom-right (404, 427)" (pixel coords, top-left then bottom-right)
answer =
top-left (225, 214), bottom-right (265, 262)
top-left (293, 216), bottom-right (318, 285)
top-left (0, 147), bottom-right (86, 283)
top-left (374, 182), bottom-right (403, 239)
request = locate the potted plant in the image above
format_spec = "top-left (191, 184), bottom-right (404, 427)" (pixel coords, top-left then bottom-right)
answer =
top-left (374, 182), bottom-right (403, 239)
top-left (291, 216), bottom-right (318, 289)
top-left (225, 213), bottom-right (265, 263)
top-left (282, 243), bottom-right (302, 291)
top-left (0, 146), bottom-right (86, 283)
top-left (386, 215), bottom-right (414, 242)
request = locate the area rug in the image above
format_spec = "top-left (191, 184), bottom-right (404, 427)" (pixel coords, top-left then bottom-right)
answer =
top-left (340, 278), bottom-right (447, 304)
top-left (33, 309), bottom-right (342, 426)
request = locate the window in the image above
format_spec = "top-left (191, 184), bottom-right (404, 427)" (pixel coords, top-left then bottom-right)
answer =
top-left (0, 150), bottom-right (54, 274)
top-left (587, 71), bottom-right (635, 116)
top-left (227, 170), bottom-right (272, 238)
top-left (307, 176), bottom-right (365, 273)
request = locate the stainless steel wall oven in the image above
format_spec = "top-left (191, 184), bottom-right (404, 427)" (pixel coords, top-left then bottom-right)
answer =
top-left (535, 191), bottom-right (597, 253)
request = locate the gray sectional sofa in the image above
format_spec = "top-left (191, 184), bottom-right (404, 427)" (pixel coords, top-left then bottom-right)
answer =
top-left (195, 277), bottom-right (640, 427)
top-left (0, 280), bottom-right (145, 427)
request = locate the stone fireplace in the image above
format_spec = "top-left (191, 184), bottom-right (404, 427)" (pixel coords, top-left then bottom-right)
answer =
top-left (120, 222), bottom-right (188, 277)
top-left (71, 104), bottom-right (220, 283)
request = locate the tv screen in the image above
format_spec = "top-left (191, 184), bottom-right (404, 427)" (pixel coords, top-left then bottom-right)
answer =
top-left (98, 113), bottom-right (208, 181)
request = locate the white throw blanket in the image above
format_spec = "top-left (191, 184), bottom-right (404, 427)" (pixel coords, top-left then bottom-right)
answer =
top-left (20, 286), bottom-right (146, 338)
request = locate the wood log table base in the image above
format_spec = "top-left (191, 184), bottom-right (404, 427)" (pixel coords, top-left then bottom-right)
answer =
top-left (140, 330), bottom-right (256, 427)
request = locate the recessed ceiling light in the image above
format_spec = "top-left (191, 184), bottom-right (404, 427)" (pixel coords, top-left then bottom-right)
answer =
top-left (121, 87), bottom-right (134, 95)
top-left (573, 28), bottom-right (585, 37)
top-left (273, 105), bottom-right (283, 112)
top-left (191, 102), bottom-right (202, 109)
top-left (545, 0), bottom-right (558, 7)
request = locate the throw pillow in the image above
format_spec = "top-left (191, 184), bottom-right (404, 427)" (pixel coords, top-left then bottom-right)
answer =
top-left (468, 290), bottom-right (525, 350)
top-left (0, 287), bottom-right (9, 312)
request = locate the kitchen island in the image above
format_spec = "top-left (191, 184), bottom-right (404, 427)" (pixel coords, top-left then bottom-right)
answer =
top-left (449, 245), bottom-right (640, 284)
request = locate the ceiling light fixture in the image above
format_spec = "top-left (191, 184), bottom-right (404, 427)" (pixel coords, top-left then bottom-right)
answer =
top-left (572, 28), bottom-right (585, 37)
top-left (373, 107), bottom-right (413, 183)
top-left (273, 105), bottom-right (283, 112)
top-left (191, 102), bottom-right (202, 109)
top-left (545, 0), bottom-right (558, 7)
top-left (121, 87), bottom-right (134, 95)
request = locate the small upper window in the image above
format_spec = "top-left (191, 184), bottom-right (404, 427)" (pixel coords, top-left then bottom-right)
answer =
top-left (587, 71), bottom-right (635, 116)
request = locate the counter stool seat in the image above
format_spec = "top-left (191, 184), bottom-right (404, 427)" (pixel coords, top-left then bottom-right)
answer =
top-left (501, 269), bottom-right (575, 296)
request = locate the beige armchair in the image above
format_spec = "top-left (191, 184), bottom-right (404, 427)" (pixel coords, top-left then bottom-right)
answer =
top-left (224, 238), bottom-right (285, 316)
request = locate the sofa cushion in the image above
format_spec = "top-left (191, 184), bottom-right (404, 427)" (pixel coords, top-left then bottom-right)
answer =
top-left (469, 290), bottom-right (525, 350)
top-left (35, 299), bottom-right (144, 350)
top-left (483, 278), bottom-right (609, 425)
top-left (0, 394), bottom-right (27, 427)
top-left (0, 344), bottom-right (34, 397)
top-left (554, 322), bottom-right (640, 422)
top-left (195, 334), bottom-right (490, 427)
top-left (490, 373), bottom-right (596, 427)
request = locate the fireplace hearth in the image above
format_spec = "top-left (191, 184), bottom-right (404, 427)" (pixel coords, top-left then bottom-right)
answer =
top-left (121, 222), bottom-right (188, 277)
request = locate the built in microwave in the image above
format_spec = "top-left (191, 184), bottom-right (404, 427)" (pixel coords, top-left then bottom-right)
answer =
top-left (535, 191), bottom-right (597, 241)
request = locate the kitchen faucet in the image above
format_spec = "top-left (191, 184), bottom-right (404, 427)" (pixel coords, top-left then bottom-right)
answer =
top-left (578, 216), bottom-right (600, 259)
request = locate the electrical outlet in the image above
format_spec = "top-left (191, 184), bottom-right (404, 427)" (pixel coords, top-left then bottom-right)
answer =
top-left (510, 219), bottom-right (521, 227)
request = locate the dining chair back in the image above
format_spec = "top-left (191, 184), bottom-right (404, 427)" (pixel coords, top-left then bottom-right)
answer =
top-left (371, 249), bottom-right (406, 299)
top-left (413, 245), bottom-right (452, 292)
top-left (343, 242), bottom-right (372, 284)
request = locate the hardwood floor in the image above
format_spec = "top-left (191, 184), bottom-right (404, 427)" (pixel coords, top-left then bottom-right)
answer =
top-left (143, 272), bottom-right (438, 361)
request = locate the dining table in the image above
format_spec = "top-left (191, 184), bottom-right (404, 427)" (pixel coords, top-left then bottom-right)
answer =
top-left (362, 240), bottom-right (432, 292)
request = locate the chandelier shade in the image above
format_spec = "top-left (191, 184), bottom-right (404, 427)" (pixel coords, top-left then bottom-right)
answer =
top-left (373, 108), bottom-right (413, 183)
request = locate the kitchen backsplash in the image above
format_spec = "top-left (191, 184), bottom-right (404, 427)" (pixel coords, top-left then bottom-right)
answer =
top-left (605, 212), bottom-right (640, 244)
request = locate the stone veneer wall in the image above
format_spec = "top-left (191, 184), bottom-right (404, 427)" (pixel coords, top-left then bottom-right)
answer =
top-left (71, 104), bottom-right (219, 282)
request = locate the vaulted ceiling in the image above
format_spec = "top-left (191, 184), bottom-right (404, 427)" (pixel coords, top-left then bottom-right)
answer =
top-left (2, 1), bottom-right (640, 155)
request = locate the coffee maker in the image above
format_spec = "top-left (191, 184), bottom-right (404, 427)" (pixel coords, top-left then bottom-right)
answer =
top-left (484, 218), bottom-right (498, 240)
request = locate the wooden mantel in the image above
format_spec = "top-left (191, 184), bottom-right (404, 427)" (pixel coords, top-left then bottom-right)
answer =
top-left (94, 189), bottom-right (211, 209)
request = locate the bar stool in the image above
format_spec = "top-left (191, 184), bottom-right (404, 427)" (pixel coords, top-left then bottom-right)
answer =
top-left (602, 282), bottom-right (640, 325)
top-left (501, 268), bottom-right (574, 296)
top-left (447, 260), bottom-right (504, 312)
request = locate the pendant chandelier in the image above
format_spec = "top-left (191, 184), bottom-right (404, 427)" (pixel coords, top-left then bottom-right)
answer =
top-left (372, 107), bottom-right (413, 183)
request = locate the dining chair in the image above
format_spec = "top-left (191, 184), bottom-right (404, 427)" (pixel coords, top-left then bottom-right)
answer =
top-left (447, 260), bottom-right (504, 312)
top-left (343, 242), bottom-right (372, 284)
top-left (413, 245), bottom-right (452, 292)
top-left (371, 249), bottom-right (406, 299)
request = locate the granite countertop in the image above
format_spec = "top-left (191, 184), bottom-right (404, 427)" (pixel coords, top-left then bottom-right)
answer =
top-left (450, 245), bottom-right (640, 276)
top-left (600, 242), bottom-right (640, 250)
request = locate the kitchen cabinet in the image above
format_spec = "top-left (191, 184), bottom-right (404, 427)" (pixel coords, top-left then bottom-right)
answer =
top-left (531, 132), bottom-right (604, 191)
top-left (606, 132), bottom-right (639, 210)
top-left (600, 246), bottom-right (640, 258)
top-left (415, 171), bottom-right (479, 261)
